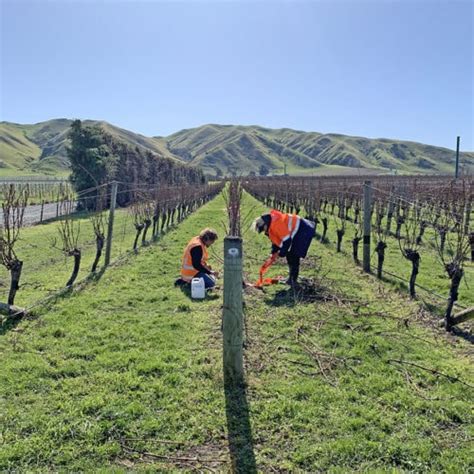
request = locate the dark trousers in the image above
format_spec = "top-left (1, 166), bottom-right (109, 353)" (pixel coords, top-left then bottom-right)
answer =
top-left (195, 272), bottom-right (216, 288)
top-left (286, 250), bottom-right (300, 283)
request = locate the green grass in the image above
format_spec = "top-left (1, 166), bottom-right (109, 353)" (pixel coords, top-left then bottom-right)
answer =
top-left (0, 191), bottom-right (473, 471)
top-left (312, 211), bottom-right (474, 311)
top-left (161, 124), bottom-right (474, 176)
top-left (0, 122), bottom-right (70, 177)
top-left (5, 119), bottom-right (473, 178)
top-left (371, 226), bottom-right (474, 309)
top-left (0, 197), bottom-right (229, 471)
top-left (0, 169), bottom-right (71, 178)
top-left (0, 207), bottom-right (173, 308)
top-left (0, 123), bottom-right (42, 171)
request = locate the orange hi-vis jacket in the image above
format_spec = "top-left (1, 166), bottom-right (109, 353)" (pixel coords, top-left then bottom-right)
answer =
top-left (268, 209), bottom-right (301, 249)
top-left (181, 236), bottom-right (209, 282)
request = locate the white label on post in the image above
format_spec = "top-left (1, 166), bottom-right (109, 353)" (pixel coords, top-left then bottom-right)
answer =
top-left (228, 247), bottom-right (239, 257)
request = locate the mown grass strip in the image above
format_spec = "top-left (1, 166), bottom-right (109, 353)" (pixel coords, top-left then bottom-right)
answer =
top-left (0, 194), bottom-right (230, 471)
top-left (240, 191), bottom-right (473, 472)
top-left (1, 190), bottom-right (473, 472)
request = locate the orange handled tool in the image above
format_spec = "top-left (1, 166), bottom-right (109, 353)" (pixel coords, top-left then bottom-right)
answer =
top-left (255, 253), bottom-right (280, 287)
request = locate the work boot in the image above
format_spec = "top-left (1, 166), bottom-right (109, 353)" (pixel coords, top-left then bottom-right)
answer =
top-left (290, 262), bottom-right (300, 282)
top-left (174, 278), bottom-right (187, 287)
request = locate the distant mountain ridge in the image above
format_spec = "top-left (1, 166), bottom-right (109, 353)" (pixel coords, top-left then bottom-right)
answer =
top-left (1, 119), bottom-right (473, 176)
top-left (156, 124), bottom-right (474, 176)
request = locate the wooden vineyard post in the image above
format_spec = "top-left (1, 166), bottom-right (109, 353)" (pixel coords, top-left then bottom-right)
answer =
top-left (40, 200), bottom-right (44, 223)
top-left (104, 181), bottom-right (118, 266)
top-left (223, 236), bottom-right (244, 383)
top-left (363, 180), bottom-right (372, 272)
top-left (386, 186), bottom-right (395, 235)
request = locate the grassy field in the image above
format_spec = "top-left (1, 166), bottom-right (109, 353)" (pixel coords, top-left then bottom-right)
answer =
top-left (0, 169), bottom-right (70, 178)
top-left (0, 191), bottom-right (473, 472)
top-left (311, 210), bottom-right (474, 312)
top-left (0, 207), bottom-right (164, 309)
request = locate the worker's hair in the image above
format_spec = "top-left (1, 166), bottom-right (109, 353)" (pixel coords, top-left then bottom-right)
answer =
top-left (199, 228), bottom-right (218, 243)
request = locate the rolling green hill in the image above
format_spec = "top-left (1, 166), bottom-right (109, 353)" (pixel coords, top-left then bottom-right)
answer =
top-left (1, 119), bottom-right (473, 177)
top-left (0, 122), bottom-right (42, 174)
top-left (156, 124), bottom-right (474, 176)
top-left (0, 119), bottom-right (181, 176)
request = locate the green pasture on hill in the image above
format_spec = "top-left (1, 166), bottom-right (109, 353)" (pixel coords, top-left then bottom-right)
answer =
top-left (0, 191), bottom-right (473, 472)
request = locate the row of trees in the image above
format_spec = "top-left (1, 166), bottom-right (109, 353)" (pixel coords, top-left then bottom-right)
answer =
top-left (68, 120), bottom-right (206, 209)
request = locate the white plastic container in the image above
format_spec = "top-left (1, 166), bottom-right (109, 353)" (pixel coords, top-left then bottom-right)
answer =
top-left (191, 277), bottom-right (206, 299)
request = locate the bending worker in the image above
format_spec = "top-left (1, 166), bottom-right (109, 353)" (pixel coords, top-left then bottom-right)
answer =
top-left (254, 210), bottom-right (315, 286)
top-left (180, 228), bottom-right (219, 288)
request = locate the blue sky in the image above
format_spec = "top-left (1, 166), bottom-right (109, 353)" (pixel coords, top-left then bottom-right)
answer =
top-left (1, 0), bottom-right (472, 149)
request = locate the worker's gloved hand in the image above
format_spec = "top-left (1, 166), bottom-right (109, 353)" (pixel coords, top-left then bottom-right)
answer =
top-left (261, 253), bottom-right (278, 271)
top-left (211, 270), bottom-right (219, 278)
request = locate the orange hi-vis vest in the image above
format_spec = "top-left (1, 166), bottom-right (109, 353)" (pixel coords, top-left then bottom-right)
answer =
top-left (181, 236), bottom-right (209, 282)
top-left (268, 209), bottom-right (301, 249)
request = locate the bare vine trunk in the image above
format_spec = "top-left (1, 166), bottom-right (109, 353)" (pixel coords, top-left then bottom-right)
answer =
top-left (161, 212), bottom-right (167, 232)
top-left (142, 219), bottom-right (152, 243)
top-left (445, 263), bottom-right (463, 330)
top-left (404, 249), bottom-right (420, 298)
top-left (152, 215), bottom-right (159, 239)
top-left (416, 221), bottom-right (427, 245)
top-left (375, 241), bottom-right (387, 279)
top-left (439, 227), bottom-right (447, 254)
top-left (133, 224), bottom-right (145, 251)
top-left (352, 237), bottom-right (361, 263)
top-left (321, 217), bottom-right (328, 242)
top-left (91, 234), bottom-right (105, 272)
top-left (354, 207), bottom-right (360, 224)
top-left (66, 249), bottom-right (81, 287)
top-left (385, 202), bottom-right (394, 234)
top-left (336, 229), bottom-right (344, 252)
top-left (395, 217), bottom-right (403, 240)
top-left (8, 259), bottom-right (23, 305)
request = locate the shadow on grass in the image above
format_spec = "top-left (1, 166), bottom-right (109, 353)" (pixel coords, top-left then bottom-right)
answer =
top-left (87, 266), bottom-right (107, 283)
top-left (370, 273), bottom-right (474, 343)
top-left (264, 287), bottom-right (299, 308)
top-left (451, 326), bottom-right (474, 344)
top-left (0, 313), bottom-right (23, 335)
top-left (263, 278), bottom-right (329, 308)
top-left (224, 370), bottom-right (257, 473)
top-left (314, 232), bottom-right (330, 245)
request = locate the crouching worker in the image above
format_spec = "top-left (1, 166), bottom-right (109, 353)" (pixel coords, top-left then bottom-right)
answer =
top-left (254, 210), bottom-right (315, 286)
top-left (178, 228), bottom-right (219, 288)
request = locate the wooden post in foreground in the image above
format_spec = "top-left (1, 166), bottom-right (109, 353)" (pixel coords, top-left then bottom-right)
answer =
top-left (104, 181), bottom-right (118, 266)
top-left (363, 181), bottom-right (372, 272)
top-left (223, 236), bottom-right (244, 383)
